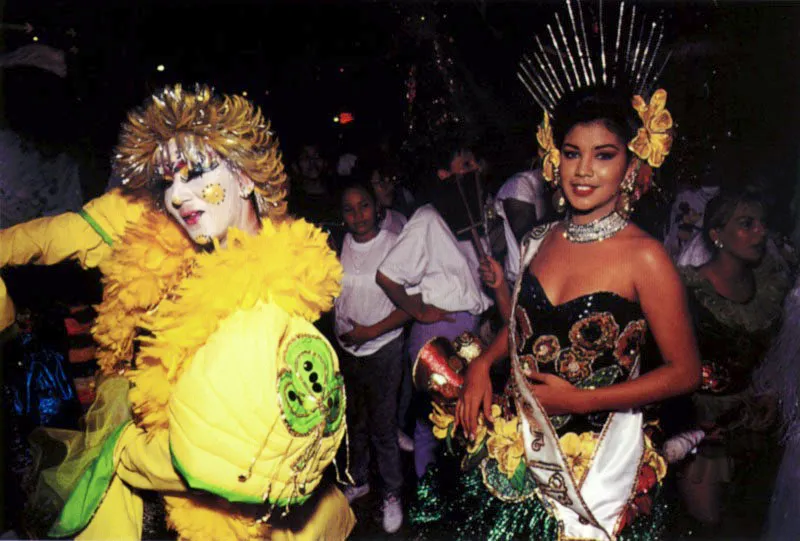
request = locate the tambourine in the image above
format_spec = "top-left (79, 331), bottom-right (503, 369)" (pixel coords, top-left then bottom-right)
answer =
top-left (412, 332), bottom-right (485, 404)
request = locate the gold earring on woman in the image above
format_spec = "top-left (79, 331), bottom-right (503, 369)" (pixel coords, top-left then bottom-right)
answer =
top-left (553, 168), bottom-right (566, 214)
top-left (616, 164), bottom-right (639, 219)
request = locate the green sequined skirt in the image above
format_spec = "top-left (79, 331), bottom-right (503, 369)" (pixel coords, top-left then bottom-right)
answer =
top-left (410, 455), bottom-right (669, 541)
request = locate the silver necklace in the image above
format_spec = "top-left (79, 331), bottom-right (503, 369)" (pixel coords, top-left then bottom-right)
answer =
top-left (563, 211), bottom-right (628, 243)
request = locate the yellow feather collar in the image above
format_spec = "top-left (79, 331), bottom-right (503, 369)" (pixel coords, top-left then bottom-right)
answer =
top-left (92, 210), bottom-right (342, 433)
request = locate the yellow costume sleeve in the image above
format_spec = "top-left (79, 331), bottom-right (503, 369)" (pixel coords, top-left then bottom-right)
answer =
top-left (72, 423), bottom-right (354, 540)
top-left (0, 189), bottom-right (148, 330)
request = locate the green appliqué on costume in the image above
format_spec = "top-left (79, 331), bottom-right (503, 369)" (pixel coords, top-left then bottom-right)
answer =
top-left (480, 458), bottom-right (537, 502)
top-left (278, 335), bottom-right (344, 436)
top-left (78, 209), bottom-right (114, 247)
top-left (48, 421), bottom-right (131, 538)
top-left (169, 445), bottom-right (310, 506)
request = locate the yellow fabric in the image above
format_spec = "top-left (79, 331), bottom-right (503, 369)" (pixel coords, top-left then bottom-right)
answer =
top-left (0, 278), bottom-right (14, 331)
top-left (76, 423), bottom-right (355, 540)
top-left (77, 211), bottom-right (345, 539)
top-left (0, 188), bottom-right (148, 331)
top-left (91, 212), bottom-right (342, 433)
top-left (169, 303), bottom-right (344, 504)
top-left (270, 486), bottom-right (356, 541)
top-left (33, 376), bottom-right (132, 504)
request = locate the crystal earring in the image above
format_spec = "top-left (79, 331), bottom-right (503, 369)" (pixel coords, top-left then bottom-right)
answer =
top-left (553, 187), bottom-right (567, 214)
top-left (616, 166), bottom-right (638, 219)
top-left (713, 238), bottom-right (724, 250)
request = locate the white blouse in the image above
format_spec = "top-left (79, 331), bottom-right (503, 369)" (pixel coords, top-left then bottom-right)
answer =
top-left (335, 229), bottom-right (403, 356)
top-left (378, 204), bottom-right (492, 316)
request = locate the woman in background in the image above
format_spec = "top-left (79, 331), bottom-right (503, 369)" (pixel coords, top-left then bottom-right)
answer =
top-left (676, 190), bottom-right (791, 535)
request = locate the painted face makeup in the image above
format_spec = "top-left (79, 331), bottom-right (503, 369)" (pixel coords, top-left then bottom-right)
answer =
top-left (161, 141), bottom-right (249, 246)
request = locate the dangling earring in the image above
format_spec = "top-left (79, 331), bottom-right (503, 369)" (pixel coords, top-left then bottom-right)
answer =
top-left (553, 188), bottom-right (566, 214)
top-left (616, 164), bottom-right (638, 219)
top-left (713, 238), bottom-right (724, 250)
top-left (240, 184), bottom-right (254, 199)
top-left (552, 168), bottom-right (566, 214)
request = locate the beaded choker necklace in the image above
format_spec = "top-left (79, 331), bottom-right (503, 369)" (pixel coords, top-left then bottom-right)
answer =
top-left (563, 211), bottom-right (628, 243)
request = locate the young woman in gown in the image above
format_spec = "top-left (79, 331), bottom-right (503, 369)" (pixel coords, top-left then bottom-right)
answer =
top-left (412, 87), bottom-right (701, 541)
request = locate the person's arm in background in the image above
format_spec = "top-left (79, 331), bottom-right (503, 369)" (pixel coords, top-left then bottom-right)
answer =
top-left (375, 272), bottom-right (452, 324)
top-left (339, 307), bottom-right (412, 348)
top-left (0, 189), bottom-right (148, 331)
top-left (503, 199), bottom-right (540, 244)
top-left (479, 256), bottom-right (512, 322)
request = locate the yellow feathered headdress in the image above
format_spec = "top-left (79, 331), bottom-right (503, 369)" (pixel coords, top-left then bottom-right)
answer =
top-left (113, 84), bottom-right (288, 221)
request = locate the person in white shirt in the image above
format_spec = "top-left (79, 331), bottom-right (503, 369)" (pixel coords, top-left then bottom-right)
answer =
top-left (377, 146), bottom-right (493, 478)
top-left (334, 179), bottom-right (408, 533)
top-left (494, 167), bottom-right (553, 283)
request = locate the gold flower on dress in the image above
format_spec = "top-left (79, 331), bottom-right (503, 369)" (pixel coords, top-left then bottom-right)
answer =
top-left (532, 335), bottom-right (561, 365)
top-left (518, 354), bottom-right (538, 379)
top-left (568, 312), bottom-right (620, 353)
top-left (559, 431), bottom-right (600, 486)
top-left (466, 404), bottom-right (502, 454)
top-left (614, 320), bottom-right (648, 372)
top-left (628, 89), bottom-right (674, 168)
top-left (642, 433), bottom-right (668, 484)
top-left (536, 111), bottom-right (561, 184)
top-left (557, 350), bottom-right (592, 382)
top-left (486, 409), bottom-right (525, 478)
top-left (430, 402), bottom-right (455, 440)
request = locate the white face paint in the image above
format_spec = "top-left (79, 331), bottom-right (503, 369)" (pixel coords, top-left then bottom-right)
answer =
top-left (161, 141), bottom-right (249, 246)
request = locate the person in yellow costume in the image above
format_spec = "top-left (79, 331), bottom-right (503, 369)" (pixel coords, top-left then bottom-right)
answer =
top-left (13, 84), bottom-right (355, 540)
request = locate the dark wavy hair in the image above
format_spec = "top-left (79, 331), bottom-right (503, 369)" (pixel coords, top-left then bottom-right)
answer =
top-left (551, 86), bottom-right (639, 161)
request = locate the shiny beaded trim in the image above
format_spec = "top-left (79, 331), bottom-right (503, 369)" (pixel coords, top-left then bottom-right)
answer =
top-left (563, 212), bottom-right (628, 244)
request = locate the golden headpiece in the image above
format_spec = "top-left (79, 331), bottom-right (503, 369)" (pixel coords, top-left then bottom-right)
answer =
top-left (113, 84), bottom-right (288, 221)
top-left (524, 1), bottom-right (675, 204)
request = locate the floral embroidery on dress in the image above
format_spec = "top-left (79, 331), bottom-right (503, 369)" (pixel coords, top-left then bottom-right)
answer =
top-left (616, 434), bottom-right (668, 534)
top-left (557, 350), bottom-right (593, 382)
top-left (568, 312), bottom-right (620, 353)
top-left (514, 309), bottom-right (534, 352)
top-left (518, 354), bottom-right (537, 378)
top-left (614, 319), bottom-right (648, 372)
top-left (531, 335), bottom-right (561, 365)
top-left (559, 431), bottom-right (600, 487)
top-left (700, 361), bottom-right (732, 393)
top-left (486, 411), bottom-right (526, 477)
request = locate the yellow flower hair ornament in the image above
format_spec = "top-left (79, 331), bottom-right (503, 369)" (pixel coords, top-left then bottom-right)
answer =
top-left (536, 111), bottom-right (561, 186)
top-left (628, 88), bottom-right (674, 169)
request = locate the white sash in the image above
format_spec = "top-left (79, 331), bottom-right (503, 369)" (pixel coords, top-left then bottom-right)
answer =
top-left (509, 224), bottom-right (644, 540)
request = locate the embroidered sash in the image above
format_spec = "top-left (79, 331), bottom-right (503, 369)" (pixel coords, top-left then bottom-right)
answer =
top-left (509, 224), bottom-right (644, 540)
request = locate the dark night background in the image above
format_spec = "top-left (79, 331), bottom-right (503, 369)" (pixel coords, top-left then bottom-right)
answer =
top-left (1, 0), bottom-right (799, 229)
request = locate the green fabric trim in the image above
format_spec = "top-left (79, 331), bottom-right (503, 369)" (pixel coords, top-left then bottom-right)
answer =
top-left (170, 442), bottom-right (311, 506)
top-left (78, 209), bottom-right (114, 247)
top-left (48, 421), bottom-right (131, 538)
